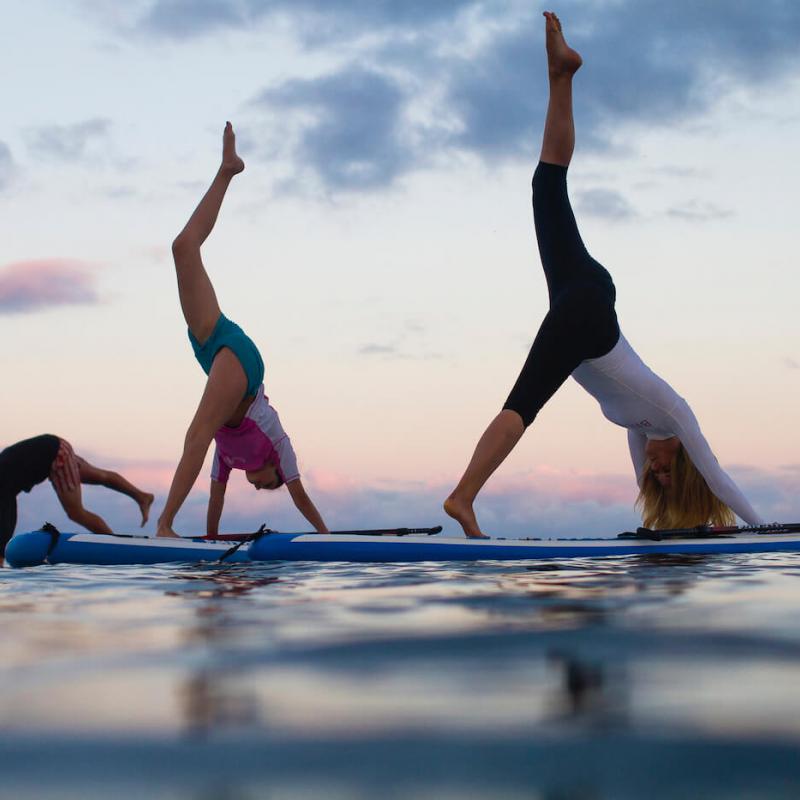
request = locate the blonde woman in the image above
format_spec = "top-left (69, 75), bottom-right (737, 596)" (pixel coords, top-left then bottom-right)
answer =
top-left (444, 11), bottom-right (763, 537)
top-left (634, 439), bottom-right (737, 530)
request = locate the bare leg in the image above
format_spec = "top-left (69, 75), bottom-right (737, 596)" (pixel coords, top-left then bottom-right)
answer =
top-left (77, 458), bottom-right (155, 527)
top-left (540, 11), bottom-right (582, 167)
top-left (158, 124), bottom-right (248, 538)
top-left (53, 480), bottom-right (114, 536)
top-left (172, 121), bottom-right (245, 344)
top-left (444, 411), bottom-right (525, 538)
top-left (444, 12), bottom-right (583, 539)
top-left (158, 348), bottom-right (247, 537)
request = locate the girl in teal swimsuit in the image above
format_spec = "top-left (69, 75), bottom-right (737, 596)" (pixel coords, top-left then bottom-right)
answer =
top-left (157, 123), bottom-right (328, 538)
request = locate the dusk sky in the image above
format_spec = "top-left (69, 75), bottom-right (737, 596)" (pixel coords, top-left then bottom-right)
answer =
top-left (2, 0), bottom-right (798, 537)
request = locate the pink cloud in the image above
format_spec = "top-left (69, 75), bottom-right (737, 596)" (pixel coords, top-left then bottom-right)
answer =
top-left (13, 458), bottom-right (798, 540)
top-left (0, 259), bottom-right (101, 314)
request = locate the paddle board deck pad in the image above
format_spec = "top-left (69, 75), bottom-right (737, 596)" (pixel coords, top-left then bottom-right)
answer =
top-left (4, 530), bottom-right (251, 568)
top-left (7, 527), bottom-right (800, 567)
top-left (247, 532), bottom-right (800, 562)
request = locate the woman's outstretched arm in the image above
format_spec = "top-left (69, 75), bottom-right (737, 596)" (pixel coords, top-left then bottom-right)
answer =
top-left (670, 401), bottom-right (764, 526)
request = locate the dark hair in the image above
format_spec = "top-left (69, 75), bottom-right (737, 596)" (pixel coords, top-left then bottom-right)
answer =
top-left (270, 475), bottom-right (285, 490)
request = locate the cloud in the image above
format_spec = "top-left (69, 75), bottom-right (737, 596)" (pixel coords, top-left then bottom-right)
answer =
top-left (13, 461), bottom-right (642, 539)
top-left (27, 119), bottom-right (111, 163)
top-left (358, 343), bottom-right (397, 356)
top-left (577, 188), bottom-right (636, 220)
top-left (254, 67), bottom-right (415, 190)
top-left (0, 141), bottom-right (13, 190)
top-left (666, 200), bottom-right (734, 222)
top-left (137, 0), bottom-right (247, 38)
top-left (135, 0), bottom-right (472, 39)
top-left (97, 1), bottom-right (800, 192)
top-left (13, 455), bottom-right (798, 541)
top-left (783, 357), bottom-right (798, 370)
top-left (0, 260), bottom-right (101, 314)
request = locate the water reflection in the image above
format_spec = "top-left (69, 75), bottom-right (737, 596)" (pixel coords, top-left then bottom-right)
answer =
top-left (546, 651), bottom-right (629, 731)
top-left (4, 553), bottom-right (800, 797)
top-left (169, 567), bottom-right (280, 739)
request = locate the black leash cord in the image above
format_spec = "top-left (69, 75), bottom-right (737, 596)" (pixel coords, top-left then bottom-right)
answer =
top-left (217, 524), bottom-right (273, 563)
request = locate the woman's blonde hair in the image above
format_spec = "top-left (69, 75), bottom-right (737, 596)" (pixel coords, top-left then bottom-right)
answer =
top-left (636, 443), bottom-right (736, 529)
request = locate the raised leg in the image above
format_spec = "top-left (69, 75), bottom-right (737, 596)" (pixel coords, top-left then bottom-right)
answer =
top-left (444, 11), bottom-right (584, 539)
top-left (172, 122), bottom-right (245, 344)
top-left (157, 124), bottom-right (249, 538)
top-left (540, 11), bottom-right (582, 167)
top-left (77, 458), bottom-right (155, 527)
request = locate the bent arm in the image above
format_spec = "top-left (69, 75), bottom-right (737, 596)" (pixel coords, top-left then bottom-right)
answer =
top-left (670, 400), bottom-right (764, 525)
top-left (286, 479), bottom-right (329, 533)
top-left (207, 479), bottom-right (227, 537)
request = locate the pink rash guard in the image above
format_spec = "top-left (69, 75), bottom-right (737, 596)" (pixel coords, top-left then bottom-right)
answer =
top-left (211, 387), bottom-right (300, 485)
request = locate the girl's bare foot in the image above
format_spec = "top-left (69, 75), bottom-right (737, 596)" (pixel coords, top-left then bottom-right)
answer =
top-left (138, 493), bottom-right (155, 527)
top-left (156, 522), bottom-right (180, 538)
top-left (444, 494), bottom-right (491, 539)
top-left (543, 11), bottom-right (582, 78)
top-left (221, 121), bottom-right (245, 175)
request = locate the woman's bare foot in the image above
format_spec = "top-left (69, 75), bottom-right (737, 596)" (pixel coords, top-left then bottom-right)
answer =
top-left (444, 494), bottom-right (491, 539)
top-left (543, 11), bottom-right (582, 78)
top-left (138, 493), bottom-right (155, 527)
top-left (221, 121), bottom-right (245, 175)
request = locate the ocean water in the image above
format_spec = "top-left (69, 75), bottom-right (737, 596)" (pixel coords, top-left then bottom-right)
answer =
top-left (2, 553), bottom-right (800, 799)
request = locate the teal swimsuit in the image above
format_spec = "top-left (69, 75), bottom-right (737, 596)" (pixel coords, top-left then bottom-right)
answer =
top-left (189, 314), bottom-right (265, 398)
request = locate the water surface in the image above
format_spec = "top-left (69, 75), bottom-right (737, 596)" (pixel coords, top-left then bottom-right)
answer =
top-left (2, 553), bottom-right (800, 798)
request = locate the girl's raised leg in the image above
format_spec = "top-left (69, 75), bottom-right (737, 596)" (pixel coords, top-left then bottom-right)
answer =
top-left (171, 121), bottom-right (245, 344)
top-left (444, 11), bottom-right (582, 539)
top-left (157, 124), bottom-right (248, 538)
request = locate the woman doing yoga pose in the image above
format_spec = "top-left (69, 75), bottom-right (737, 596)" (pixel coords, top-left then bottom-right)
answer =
top-left (445, 12), bottom-right (763, 538)
top-left (0, 434), bottom-right (153, 564)
top-left (157, 124), bottom-right (328, 538)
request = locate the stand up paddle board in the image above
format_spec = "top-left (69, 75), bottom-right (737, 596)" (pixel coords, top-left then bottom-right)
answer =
top-left (6, 523), bottom-right (800, 567)
top-left (247, 531), bottom-right (800, 563)
top-left (5, 529), bottom-right (250, 567)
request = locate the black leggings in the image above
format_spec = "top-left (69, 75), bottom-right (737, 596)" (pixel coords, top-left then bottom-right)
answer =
top-left (503, 162), bottom-right (620, 426)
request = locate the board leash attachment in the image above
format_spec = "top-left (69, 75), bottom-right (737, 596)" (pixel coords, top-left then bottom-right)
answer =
top-left (216, 524), bottom-right (444, 563)
top-left (39, 522), bottom-right (62, 561)
top-left (217, 524), bottom-right (273, 563)
top-left (619, 522), bottom-right (800, 541)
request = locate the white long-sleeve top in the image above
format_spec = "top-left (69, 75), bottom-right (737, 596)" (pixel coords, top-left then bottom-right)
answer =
top-left (571, 334), bottom-right (763, 525)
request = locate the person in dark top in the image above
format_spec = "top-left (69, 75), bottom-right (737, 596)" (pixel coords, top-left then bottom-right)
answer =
top-left (0, 435), bottom-right (154, 564)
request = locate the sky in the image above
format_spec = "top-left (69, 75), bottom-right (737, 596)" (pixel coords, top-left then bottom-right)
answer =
top-left (1, 0), bottom-right (799, 538)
